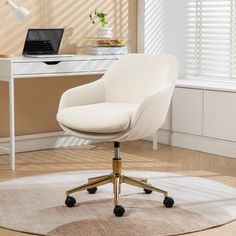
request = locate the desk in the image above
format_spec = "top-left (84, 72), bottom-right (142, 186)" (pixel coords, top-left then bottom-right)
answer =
top-left (0, 55), bottom-right (119, 170)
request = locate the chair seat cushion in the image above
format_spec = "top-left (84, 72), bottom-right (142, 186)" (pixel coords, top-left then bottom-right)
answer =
top-left (57, 103), bottom-right (138, 134)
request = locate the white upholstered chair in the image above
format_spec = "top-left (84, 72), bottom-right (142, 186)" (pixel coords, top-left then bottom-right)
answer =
top-left (57, 54), bottom-right (178, 217)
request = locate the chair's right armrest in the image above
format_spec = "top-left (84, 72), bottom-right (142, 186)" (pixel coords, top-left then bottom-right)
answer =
top-left (58, 79), bottom-right (106, 110)
top-left (126, 83), bottom-right (174, 140)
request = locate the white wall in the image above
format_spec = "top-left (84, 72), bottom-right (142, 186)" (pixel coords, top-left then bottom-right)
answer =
top-left (163, 0), bottom-right (185, 77)
top-left (138, 0), bottom-right (185, 77)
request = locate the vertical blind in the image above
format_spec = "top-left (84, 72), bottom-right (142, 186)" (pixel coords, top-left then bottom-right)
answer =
top-left (185, 0), bottom-right (236, 79)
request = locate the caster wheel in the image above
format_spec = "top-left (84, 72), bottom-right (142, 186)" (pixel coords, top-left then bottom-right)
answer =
top-left (65, 196), bottom-right (76, 208)
top-left (87, 187), bottom-right (97, 194)
top-left (144, 188), bottom-right (153, 194)
top-left (163, 196), bottom-right (174, 208)
top-left (113, 205), bottom-right (125, 217)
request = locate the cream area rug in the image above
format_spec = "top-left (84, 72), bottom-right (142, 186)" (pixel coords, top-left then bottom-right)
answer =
top-left (0, 170), bottom-right (236, 236)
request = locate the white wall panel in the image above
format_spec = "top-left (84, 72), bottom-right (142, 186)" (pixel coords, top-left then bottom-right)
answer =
top-left (138, 0), bottom-right (185, 77)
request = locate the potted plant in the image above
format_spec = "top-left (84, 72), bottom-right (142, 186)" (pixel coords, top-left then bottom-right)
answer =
top-left (90, 10), bottom-right (113, 39)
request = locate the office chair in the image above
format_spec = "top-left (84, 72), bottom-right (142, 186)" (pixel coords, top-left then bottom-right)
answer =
top-left (57, 54), bottom-right (178, 217)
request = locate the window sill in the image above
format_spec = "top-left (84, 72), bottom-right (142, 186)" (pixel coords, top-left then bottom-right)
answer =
top-left (176, 78), bottom-right (236, 93)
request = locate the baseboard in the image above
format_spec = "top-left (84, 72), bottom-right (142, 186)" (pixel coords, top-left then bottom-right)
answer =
top-left (1, 130), bottom-right (236, 159)
top-left (0, 132), bottom-right (93, 155)
top-left (145, 130), bottom-right (236, 159)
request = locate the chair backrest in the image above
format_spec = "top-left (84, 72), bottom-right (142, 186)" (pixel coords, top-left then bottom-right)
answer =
top-left (102, 54), bottom-right (178, 103)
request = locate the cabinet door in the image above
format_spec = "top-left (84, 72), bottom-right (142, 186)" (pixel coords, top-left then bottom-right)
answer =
top-left (172, 88), bottom-right (203, 135)
top-left (203, 90), bottom-right (236, 141)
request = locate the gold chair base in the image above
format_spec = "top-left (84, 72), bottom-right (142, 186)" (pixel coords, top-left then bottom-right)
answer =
top-left (66, 159), bottom-right (168, 207)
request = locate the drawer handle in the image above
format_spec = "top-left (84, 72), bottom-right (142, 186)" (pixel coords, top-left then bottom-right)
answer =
top-left (43, 61), bottom-right (62, 65)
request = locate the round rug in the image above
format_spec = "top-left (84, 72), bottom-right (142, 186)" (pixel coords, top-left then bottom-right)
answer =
top-left (0, 170), bottom-right (236, 236)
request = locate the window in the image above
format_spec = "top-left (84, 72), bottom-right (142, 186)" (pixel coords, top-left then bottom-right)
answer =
top-left (185, 0), bottom-right (236, 79)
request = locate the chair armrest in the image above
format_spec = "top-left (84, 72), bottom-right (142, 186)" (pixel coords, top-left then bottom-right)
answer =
top-left (58, 79), bottom-right (106, 110)
top-left (128, 83), bottom-right (175, 140)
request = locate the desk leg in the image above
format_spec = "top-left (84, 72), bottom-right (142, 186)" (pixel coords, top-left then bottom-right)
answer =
top-left (9, 78), bottom-right (15, 170)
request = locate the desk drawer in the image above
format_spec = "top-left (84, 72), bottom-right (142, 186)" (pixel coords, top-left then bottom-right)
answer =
top-left (13, 60), bottom-right (89, 76)
top-left (90, 59), bottom-right (117, 72)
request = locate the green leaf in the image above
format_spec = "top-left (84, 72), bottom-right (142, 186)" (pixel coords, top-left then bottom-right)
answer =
top-left (90, 9), bottom-right (108, 27)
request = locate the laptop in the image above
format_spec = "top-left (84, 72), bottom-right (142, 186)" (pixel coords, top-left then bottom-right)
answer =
top-left (23, 29), bottom-right (72, 58)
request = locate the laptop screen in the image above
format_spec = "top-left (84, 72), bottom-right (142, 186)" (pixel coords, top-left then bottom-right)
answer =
top-left (23, 29), bottom-right (64, 55)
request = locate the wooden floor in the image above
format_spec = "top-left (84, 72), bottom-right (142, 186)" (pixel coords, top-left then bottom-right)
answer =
top-left (0, 140), bottom-right (236, 236)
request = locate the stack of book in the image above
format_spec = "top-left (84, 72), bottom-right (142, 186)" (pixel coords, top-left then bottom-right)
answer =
top-left (86, 38), bottom-right (128, 55)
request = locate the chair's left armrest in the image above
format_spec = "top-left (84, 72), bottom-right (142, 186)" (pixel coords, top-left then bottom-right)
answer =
top-left (128, 83), bottom-right (175, 140)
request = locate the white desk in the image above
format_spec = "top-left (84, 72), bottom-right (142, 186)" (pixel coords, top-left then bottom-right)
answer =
top-left (0, 55), bottom-right (119, 170)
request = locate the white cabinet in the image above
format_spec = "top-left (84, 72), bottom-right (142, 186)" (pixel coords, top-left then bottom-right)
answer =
top-left (156, 80), bottom-right (236, 158)
top-left (169, 86), bottom-right (236, 141)
top-left (172, 88), bottom-right (203, 135)
top-left (203, 90), bottom-right (236, 142)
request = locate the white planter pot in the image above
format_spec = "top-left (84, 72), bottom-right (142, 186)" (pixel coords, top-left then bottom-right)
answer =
top-left (97, 27), bottom-right (113, 39)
